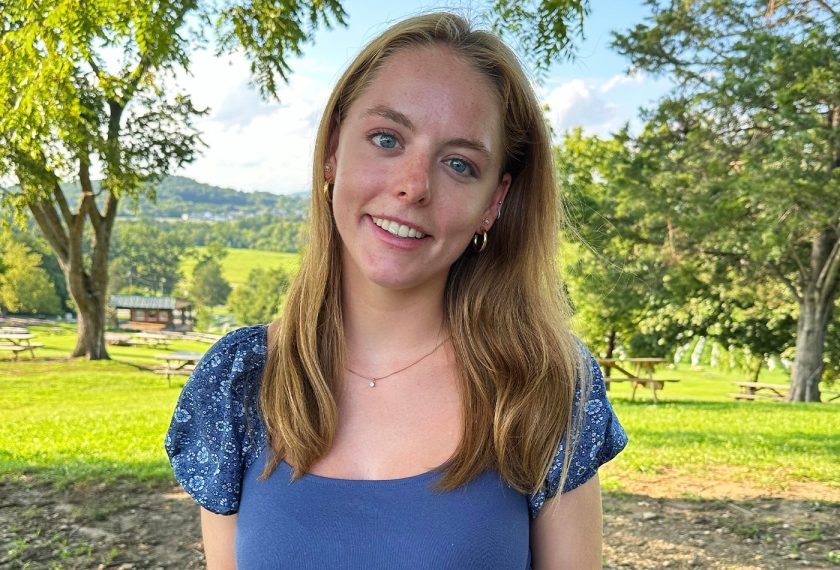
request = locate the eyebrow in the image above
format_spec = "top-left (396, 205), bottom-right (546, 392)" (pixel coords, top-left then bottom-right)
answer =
top-left (364, 105), bottom-right (415, 131)
top-left (363, 104), bottom-right (493, 159)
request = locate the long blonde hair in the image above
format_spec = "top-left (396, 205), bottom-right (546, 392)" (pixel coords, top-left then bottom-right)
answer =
top-left (260, 12), bottom-right (584, 496)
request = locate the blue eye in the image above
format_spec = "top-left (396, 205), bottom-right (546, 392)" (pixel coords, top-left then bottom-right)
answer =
top-left (371, 132), bottom-right (399, 149)
top-left (446, 158), bottom-right (474, 177)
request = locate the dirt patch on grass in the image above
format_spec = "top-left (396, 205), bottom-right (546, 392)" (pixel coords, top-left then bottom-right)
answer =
top-left (1, 474), bottom-right (838, 569)
top-left (609, 466), bottom-right (840, 503)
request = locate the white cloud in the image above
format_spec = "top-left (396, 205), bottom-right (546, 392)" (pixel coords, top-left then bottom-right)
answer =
top-left (600, 69), bottom-right (647, 93)
top-left (173, 50), bottom-right (332, 193)
top-left (542, 79), bottom-right (619, 137)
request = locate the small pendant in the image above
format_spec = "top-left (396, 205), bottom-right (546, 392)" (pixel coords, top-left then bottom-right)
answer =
top-left (369, 380), bottom-right (376, 388)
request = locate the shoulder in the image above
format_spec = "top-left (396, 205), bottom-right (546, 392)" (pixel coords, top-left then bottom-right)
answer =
top-left (176, 324), bottom-right (268, 414)
top-left (528, 344), bottom-right (628, 518)
top-left (197, 324), bottom-right (269, 376)
top-left (164, 324), bottom-right (269, 515)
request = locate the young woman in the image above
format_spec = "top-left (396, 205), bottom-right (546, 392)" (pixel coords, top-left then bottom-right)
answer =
top-left (166, 12), bottom-right (626, 569)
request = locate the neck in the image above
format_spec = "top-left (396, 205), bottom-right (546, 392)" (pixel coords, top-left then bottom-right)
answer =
top-left (341, 273), bottom-right (446, 368)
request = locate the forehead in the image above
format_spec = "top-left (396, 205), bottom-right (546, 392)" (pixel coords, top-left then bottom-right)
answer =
top-left (345, 45), bottom-right (505, 150)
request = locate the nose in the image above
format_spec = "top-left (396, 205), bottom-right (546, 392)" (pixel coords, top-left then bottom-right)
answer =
top-left (396, 151), bottom-right (431, 204)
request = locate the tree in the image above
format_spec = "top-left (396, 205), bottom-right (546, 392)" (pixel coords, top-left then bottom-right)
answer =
top-left (0, 0), bottom-right (347, 359)
top-left (0, 1), bottom-right (591, 360)
top-left (0, 239), bottom-right (61, 315)
top-left (557, 128), bottom-right (667, 359)
top-left (109, 221), bottom-right (189, 295)
top-left (228, 267), bottom-right (290, 325)
top-left (613, 0), bottom-right (840, 401)
top-left (558, 130), bottom-right (826, 382)
top-left (191, 259), bottom-right (231, 306)
top-left (189, 244), bottom-right (231, 306)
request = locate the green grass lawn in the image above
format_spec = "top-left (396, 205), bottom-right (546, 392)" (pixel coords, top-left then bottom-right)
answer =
top-left (1, 326), bottom-right (838, 494)
top-left (181, 247), bottom-right (300, 287)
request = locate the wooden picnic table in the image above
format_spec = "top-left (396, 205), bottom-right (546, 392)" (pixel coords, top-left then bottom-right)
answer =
top-left (153, 351), bottom-right (204, 387)
top-left (0, 327), bottom-right (30, 334)
top-left (130, 332), bottom-right (172, 348)
top-left (0, 332), bottom-right (43, 359)
top-left (730, 381), bottom-right (788, 401)
top-left (597, 357), bottom-right (678, 403)
top-left (731, 381), bottom-right (840, 403)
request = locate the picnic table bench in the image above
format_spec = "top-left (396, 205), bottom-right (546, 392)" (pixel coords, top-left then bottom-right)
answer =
top-left (0, 327), bottom-right (30, 334)
top-left (153, 351), bottom-right (204, 387)
top-left (730, 382), bottom-right (788, 401)
top-left (129, 332), bottom-right (172, 348)
top-left (105, 332), bottom-right (134, 346)
top-left (598, 357), bottom-right (680, 403)
top-left (0, 332), bottom-right (42, 359)
top-left (731, 382), bottom-right (840, 403)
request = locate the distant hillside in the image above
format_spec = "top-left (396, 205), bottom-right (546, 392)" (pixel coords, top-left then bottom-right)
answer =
top-left (59, 175), bottom-right (310, 221)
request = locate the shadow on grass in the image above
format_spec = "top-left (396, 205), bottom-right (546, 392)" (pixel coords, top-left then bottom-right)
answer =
top-left (0, 451), bottom-right (173, 489)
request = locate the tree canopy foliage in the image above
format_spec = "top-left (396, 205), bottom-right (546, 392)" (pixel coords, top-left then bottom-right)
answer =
top-left (579, 0), bottom-right (840, 400)
top-left (0, 237), bottom-right (61, 315)
top-left (228, 267), bottom-right (290, 325)
top-left (109, 221), bottom-right (189, 296)
top-left (0, 0), bottom-right (346, 358)
top-left (0, 0), bottom-right (590, 359)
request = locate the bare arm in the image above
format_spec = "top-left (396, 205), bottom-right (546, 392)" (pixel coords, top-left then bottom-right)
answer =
top-left (200, 507), bottom-right (238, 570)
top-left (529, 474), bottom-right (603, 570)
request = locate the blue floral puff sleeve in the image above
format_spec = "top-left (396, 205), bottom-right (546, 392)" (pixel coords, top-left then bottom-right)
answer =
top-left (164, 325), bottom-right (269, 515)
top-left (528, 347), bottom-right (628, 518)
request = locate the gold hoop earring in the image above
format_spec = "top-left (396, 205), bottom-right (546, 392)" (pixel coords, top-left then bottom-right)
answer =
top-left (472, 232), bottom-right (488, 253)
top-left (323, 181), bottom-right (332, 204)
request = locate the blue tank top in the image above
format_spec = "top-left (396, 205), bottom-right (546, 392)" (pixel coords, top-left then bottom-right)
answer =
top-left (165, 325), bottom-right (627, 568)
top-left (237, 449), bottom-right (531, 568)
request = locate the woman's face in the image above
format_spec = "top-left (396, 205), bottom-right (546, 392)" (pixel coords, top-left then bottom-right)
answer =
top-left (327, 45), bottom-right (511, 296)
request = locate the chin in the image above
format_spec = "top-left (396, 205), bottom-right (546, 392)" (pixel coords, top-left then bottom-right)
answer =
top-left (362, 267), bottom-right (447, 293)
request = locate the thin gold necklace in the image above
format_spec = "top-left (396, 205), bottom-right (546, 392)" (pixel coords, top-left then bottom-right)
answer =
top-left (345, 337), bottom-right (448, 388)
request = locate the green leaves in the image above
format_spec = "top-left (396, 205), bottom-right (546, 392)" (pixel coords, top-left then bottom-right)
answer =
top-left (227, 266), bottom-right (289, 325)
top-left (214, 0), bottom-right (346, 98)
top-left (0, 237), bottom-right (62, 315)
top-left (489, 0), bottom-right (589, 74)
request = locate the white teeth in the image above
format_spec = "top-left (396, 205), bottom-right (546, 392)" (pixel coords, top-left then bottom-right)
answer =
top-left (372, 217), bottom-right (426, 239)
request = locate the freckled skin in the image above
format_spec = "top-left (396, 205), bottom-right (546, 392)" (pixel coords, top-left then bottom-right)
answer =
top-left (328, 46), bottom-right (511, 297)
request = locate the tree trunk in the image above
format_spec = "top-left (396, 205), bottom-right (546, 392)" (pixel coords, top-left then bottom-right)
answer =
top-left (789, 292), bottom-right (833, 402)
top-left (605, 329), bottom-right (617, 377)
top-left (788, 228), bottom-right (839, 402)
top-left (25, 161), bottom-right (118, 360)
top-left (71, 288), bottom-right (109, 359)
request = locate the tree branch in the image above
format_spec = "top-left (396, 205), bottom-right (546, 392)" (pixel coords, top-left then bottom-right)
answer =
top-left (52, 181), bottom-right (74, 227)
top-left (816, 234), bottom-right (840, 304)
top-left (101, 189), bottom-right (119, 224)
top-left (87, 57), bottom-right (101, 77)
top-left (78, 160), bottom-right (102, 233)
top-left (29, 200), bottom-right (70, 268)
top-left (124, 54), bottom-right (152, 102)
top-left (768, 262), bottom-right (804, 304)
top-left (814, 0), bottom-right (837, 17)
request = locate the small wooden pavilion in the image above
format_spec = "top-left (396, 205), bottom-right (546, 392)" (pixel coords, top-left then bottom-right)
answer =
top-left (109, 295), bottom-right (194, 331)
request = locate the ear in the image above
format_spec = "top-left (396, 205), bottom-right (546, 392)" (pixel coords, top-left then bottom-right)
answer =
top-left (479, 172), bottom-right (512, 233)
top-left (325, 115), bottom-right (341, 180)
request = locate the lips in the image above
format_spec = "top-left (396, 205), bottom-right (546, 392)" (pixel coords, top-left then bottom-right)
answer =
top-left (371, 216), bottom-right (427, 239)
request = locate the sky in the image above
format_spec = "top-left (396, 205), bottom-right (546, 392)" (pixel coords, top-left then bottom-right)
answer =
top-left (173, 0), bottom-right (672, 195)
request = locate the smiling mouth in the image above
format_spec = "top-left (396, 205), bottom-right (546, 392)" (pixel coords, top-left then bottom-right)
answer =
top-left (372, 216), bottom-right (426, 239)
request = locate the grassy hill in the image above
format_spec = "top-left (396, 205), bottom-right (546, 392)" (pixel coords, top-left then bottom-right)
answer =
top-left (181, 247), bottom-right (300, 287)
top-left (58, 175), bottom-right (310, 220)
